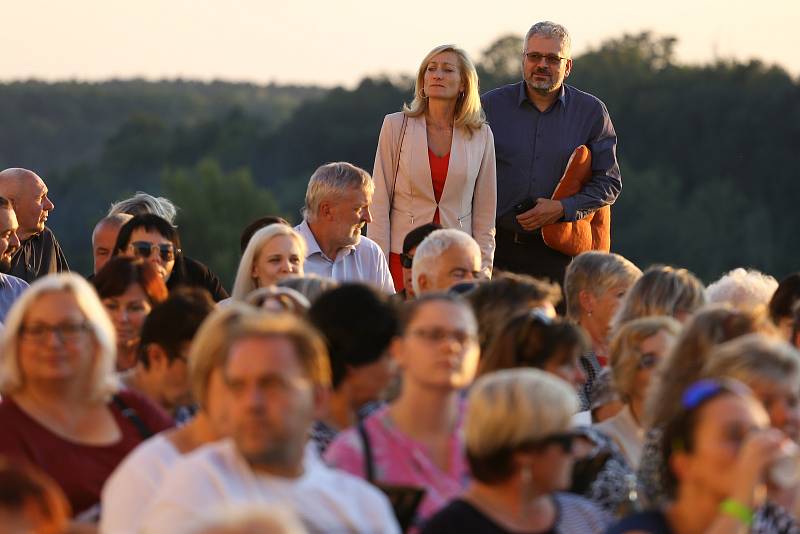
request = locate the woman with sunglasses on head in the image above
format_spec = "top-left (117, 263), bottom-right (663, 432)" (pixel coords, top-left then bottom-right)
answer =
top-left (608, 379), bottom-right (790, 534)
top-left (113, 213), bottom-right (228, 301)
top-left (368, 44), bottom-right (497, 293)
top-left (0, 274), bottom-right (172, 522)
top-left (423, 369), bottom-right (610, 533)
top-left (325, 293), bottom-right (480, 531)
top-left (93, 256), bottom-right (168, 371)
top-left (594, 317), bottom-right (681, 469)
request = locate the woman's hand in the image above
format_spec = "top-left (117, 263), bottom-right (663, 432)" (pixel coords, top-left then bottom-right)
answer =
top-left (728, 429), bottom-right (785, 508)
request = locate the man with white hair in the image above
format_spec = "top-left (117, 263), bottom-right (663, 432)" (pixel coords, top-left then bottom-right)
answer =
top-left (0, 168), bottom-right (68, 282)
top-left (482, 21), bottom-right (621, 288)
top-left (412, 228), bottom-right (482, 295)
top-left (295, 162), bottom-right (394, 293)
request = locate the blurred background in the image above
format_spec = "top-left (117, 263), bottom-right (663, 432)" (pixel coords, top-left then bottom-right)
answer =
top-left (1, 0), bottom-right (798, 286)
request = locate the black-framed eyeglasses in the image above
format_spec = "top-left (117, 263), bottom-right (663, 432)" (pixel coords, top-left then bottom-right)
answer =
top-left (523, 52), bottom-right (568, 65)
top-left (130, 241), bottom-right (179, 262)
top-left (20, 322), bottom-right (90, 343)
top-left (400, 253), bottom-right (414, 269)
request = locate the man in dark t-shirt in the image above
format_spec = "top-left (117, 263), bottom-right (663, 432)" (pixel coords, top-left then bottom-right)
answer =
top-left (0, 168), bottom-right (69, 282)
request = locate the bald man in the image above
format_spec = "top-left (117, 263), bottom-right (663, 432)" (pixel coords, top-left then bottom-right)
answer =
top-left (0, 168), bottom-right (68, 282)
top-left (92, 213), bottom-right (132, 274)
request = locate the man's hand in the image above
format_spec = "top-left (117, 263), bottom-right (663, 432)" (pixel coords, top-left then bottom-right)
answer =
top-left (515, 198), bottom-right (564, 231)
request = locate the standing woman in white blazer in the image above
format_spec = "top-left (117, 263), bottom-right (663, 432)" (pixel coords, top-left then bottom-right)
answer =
top-left (369, 44), bottom-right (497, 292)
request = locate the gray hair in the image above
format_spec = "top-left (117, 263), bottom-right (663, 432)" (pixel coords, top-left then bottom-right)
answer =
top-left (706, 268), bottom-right (778, 313)
top-left (302, 162), bottom-right (373, 223)
top-left (564, 251), bottom-right (642, 320)
top-left (277, 274), bottom-right (338, 304)
top-left (524, 21), bottom-right (572, 57)
top-left (411, 229), bottom-right (481, 295)
top-left (108, 192), bottom-right (178, 224)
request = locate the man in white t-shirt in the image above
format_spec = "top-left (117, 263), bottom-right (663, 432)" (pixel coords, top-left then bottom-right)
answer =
top-left (141, 312), bottom-right (399, 534)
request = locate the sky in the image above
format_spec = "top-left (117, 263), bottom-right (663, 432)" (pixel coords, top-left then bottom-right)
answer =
top-left (3, 0), bottom-right (798, 86)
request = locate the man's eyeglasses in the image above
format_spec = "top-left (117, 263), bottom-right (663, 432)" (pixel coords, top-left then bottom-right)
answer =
top-left (400, 253), bottom-right (414, 269)
top-left (20, 322), bottom-right (90, 343)
top-left (524, 52), bottom-right (568, 66)
top-left (130, 241), bottom-right (179, 262)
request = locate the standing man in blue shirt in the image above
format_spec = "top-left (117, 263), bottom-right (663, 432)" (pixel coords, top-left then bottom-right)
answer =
top-left (482, 21), bottom-right (622, 290)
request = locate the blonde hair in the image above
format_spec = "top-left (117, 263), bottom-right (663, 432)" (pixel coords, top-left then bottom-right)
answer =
top-left (608, 316), bottom-right (681, 402)
top-left (403, 44), bottom-right (486, 135)
top-left (466, 368), bottom-right (578, 459)
top-left (703, 333), bottom-right (800, 389)
top-left (0, 273), bottom-right (118, 402)
top-left (611, 265), bottom-right (705, 334)
top-left (564, 251), bottom-right (642, 320)
top-left (231, 224), bottom-right (307, 301)
top-left (189, 306), bottom-right (331, 409)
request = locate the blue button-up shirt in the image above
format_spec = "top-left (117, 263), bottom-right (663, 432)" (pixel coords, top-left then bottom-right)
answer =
top-left (481, 82), bottom-right (622, 232)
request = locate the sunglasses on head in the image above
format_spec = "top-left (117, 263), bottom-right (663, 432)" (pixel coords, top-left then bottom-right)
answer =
top-left (400, 253), bottom-right (414, 269)
top-left (130, 241), bottom-right (178, 262)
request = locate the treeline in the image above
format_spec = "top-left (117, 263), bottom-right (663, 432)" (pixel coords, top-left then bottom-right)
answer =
top-left (1, 32), bottom-right (798, 287)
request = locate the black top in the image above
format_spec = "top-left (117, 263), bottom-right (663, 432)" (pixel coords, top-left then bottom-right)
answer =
top-left (167, 255), bottom-right (228, 302)
top-left (9, 227), bottom-right (69, 282)
top-left (606, 510), bottom-right (672, 534)
top-left (421, 494), bottom-right (610, 534)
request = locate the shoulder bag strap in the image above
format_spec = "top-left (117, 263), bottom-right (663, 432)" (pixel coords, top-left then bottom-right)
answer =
top-left (112, 394), bottom-right (154, 440)
top-left (357, 417), bottom-right (376, 483)
top-left (388, 113), bottom-right (409, 208)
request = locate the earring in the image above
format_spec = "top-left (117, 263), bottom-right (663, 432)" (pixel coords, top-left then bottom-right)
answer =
top-left (421, 89), bottom-right (427, 98)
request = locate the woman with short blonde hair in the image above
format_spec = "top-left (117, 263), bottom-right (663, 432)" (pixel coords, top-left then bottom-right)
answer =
top-left (422, 369), bottom-right (610, 533)
top-left (369, 44), bottom-right (497, 291)
top-left (231, 223), bottom-right (306, 301)
top-left (0, 273), bottom-right (173, 518)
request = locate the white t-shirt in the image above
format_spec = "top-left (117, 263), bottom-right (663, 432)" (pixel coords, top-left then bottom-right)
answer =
top-left (100, 433), bottom-right (181, 534)
top-left (141, 438), bottom-right (400, 534)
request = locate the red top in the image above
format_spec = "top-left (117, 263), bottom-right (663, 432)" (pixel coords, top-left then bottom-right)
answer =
top-left (0, 389), bottom-right (173, 516)
top-left (428, 148), bottom-right (450, 224)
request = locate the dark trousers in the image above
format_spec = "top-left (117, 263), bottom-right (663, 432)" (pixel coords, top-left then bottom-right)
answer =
top-left (494, 228), bottom-right (573, 312)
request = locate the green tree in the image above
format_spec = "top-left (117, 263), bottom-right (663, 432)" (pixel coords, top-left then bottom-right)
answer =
top-left (162, 159), bottom-right (282, 288)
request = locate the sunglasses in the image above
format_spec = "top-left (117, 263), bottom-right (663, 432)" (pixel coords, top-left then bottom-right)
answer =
top-left (130, 241), bottom-right (179, 262)
top-left (400, 253), bottom-right (414, 269)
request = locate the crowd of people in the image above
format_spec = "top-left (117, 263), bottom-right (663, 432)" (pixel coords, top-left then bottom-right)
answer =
top-left (0, 19), bottom-right (797, 534)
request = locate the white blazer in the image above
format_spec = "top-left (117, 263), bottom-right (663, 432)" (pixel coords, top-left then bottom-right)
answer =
top-left (368, 112), bottom-right (497, 276)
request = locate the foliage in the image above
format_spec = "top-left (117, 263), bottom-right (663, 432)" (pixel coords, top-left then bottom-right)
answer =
top-left (5, 32), bottom-right (799, 288)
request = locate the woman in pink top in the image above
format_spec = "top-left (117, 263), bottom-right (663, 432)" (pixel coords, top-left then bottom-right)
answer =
top-left (325, 293), bottom-right (480, 530)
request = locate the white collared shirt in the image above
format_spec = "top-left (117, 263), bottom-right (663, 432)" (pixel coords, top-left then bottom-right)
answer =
top-left (295, 220), bottom-right (395, 294)
top-left (140, 439), bottom-right (400, 534)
